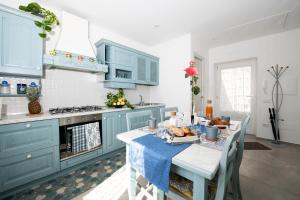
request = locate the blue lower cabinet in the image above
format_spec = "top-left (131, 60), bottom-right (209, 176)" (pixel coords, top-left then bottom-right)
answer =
top-left (102, 112), bottom-right (116, 153)
top-left (115, 111), bottom-right (127, 148)
top-left (60, 148), bottom-right (101, 170)
top-left (0, 119), bottom-right (59, 159)
top-left (102, 111), bottom-right (129, 154)
top-left (0, 146), bottom-right (59, 192)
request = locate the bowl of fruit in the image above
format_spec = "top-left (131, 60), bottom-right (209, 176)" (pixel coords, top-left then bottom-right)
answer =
top-left (105, 89), bottom-right (134, 109)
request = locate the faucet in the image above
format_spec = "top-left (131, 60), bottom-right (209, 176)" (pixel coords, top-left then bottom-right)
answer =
top-left (138, 94), bottom-right (144, 106)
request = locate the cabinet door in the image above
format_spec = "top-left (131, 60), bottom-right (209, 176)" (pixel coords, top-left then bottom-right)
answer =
top-left (148, 59), bottom-right (159, 85)
top-left (111, 46), bottom-right (135, 67)
top-left (0, 146), bottom-right (59, 192)
top-left (102, 113), bottom-right (116, 153)
top-left (136, 56), bottom-right (147, 83)
top-left (0, 11), bottom-right (43, 77)
top-left (115, 111), bottom-right (127, 148)
top-left (0, 119), bottom-right (59, 159)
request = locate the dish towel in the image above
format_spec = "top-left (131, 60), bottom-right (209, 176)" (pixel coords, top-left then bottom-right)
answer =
top-left (85, 122), bottom-right (101, 150)
top-left (72, 125), bottom-right (87, 153)
top-left (129, 134), bottom-right (191, 192)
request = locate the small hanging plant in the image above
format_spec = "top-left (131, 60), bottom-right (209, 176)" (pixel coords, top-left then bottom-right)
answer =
top-left (19, 2), bottom-right (60, 38)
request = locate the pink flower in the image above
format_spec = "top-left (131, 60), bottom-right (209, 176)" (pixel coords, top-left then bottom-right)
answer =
top-left (184, 67), bottom-right (198, 76)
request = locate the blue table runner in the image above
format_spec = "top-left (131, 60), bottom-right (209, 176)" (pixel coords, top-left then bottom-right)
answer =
top-left (129, 134), bottom-right (191, 192)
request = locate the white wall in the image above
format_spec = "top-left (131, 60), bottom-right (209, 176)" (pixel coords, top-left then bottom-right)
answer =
top-left (0, 0), bottom-right (152, 114)
top-left (149, 34), bottom-right (192, 112)
top-left (208, 29), bottom-right (300, 144)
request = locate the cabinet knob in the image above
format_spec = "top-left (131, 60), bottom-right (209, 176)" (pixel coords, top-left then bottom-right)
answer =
top-left (103, 117), bottom-right (106, 120)
top-left (118, 115), bottom-right (121, 118)
top-left (26, 154), bottom-right (32, 159)
top-left (26, 123), bottom-right (32, 128)
top-left (37, 67), bottom-right (41, 70)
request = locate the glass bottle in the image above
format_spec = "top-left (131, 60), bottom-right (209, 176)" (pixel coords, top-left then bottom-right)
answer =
top-left (205, 100), bottom-right (213, 119)
top-left (169, 111), bottom-right (178, 127)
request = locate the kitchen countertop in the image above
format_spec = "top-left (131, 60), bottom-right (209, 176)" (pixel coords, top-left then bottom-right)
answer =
top-left (0, 104), bottom-right (164, 125)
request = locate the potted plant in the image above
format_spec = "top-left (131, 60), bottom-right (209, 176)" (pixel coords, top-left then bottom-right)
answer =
top-left (19, 2), bottom-right (60, 38)
top-left (105, 89), bottom-right (134, 109)
top-left (26, 87), bottom-right (42, 114)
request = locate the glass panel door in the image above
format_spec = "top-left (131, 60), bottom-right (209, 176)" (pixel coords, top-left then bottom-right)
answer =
top-left (216, 58), bottom-right (256, 134)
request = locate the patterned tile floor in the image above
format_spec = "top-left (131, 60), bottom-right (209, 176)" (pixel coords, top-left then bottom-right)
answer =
top-left (4, 149), bottom-right (126, 200)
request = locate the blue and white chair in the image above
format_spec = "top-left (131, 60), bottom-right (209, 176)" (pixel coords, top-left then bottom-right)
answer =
top-left (168, 130), bottom-right (241, 200)
top-left (232, 115), bottom-right (250, 200)
top-left (126, 110), bottom-right (153, 131)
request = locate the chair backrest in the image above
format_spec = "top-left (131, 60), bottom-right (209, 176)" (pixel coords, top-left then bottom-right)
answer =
top-left (126, 110), bottom-right (153, 131)
top-left (160, 107), bottom-right (178, 121)
top-left (215, 130), bottom-right (241, 200)
top-left (236, 115), bottom-right (251, 168)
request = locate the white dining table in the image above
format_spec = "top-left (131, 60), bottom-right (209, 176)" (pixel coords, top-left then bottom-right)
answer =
top-left (117, 121), bottom-right (241, 200)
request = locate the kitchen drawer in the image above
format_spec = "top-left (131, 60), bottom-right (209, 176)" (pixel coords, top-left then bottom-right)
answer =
top-left (0, 119), bottom-right (59, 158)
top-left (0, 146), bottom-right (59, 192)
top-left (60, 148), bottom-right (101, 170)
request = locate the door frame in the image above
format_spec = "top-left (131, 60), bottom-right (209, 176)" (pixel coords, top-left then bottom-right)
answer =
top-left (214, 57), bottom-right (257, 135)
top-left (193, 53), bottom-right (204, 114)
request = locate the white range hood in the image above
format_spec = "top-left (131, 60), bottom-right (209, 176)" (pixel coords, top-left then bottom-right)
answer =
top-left (43, 11), bottom-right (107, 73)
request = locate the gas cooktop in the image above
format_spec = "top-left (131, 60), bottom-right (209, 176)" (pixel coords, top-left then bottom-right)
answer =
top-left (49, 105), bottom-right (103, 115)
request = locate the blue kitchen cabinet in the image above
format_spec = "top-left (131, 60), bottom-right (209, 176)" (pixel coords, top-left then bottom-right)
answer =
top-left (0, 119), bottom-right (59, 159)
top-left (102, 111), bottom-right (128, 153)
top-left (148, 59), bottom-right (159, 85)
top-left (110, 46), bottom-right (136, 67)
top-left (0, 119), bottom-right (59, 192)
top-left (0, 5), bottom-right (43, 77)
top-left (136, 55), bottom-right (148, 84)
top-left (136, 56), bottom-right (159, 86)
top-left (95, 39), bottom-right (159, 88)
top-left (115, 111), bottom-right (127, 148)
top-left (102, 112), bottom-right (118, 153)
top-left (0, 146), bottom-right (59, 192)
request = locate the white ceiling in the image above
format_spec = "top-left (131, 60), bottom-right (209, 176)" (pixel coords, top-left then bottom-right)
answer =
top-left (39, 0), bottom-right (300, 48)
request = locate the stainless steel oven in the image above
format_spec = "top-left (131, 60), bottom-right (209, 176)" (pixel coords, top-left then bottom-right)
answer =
top-left (59, 114), bottom-right (102, 160)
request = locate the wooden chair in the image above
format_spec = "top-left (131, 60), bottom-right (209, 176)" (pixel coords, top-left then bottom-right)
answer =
top-left (126, 110), bottom-right (153, 131)
top-left (160, 107), bottom-right (178, 121)
top-left (168, 130), bottom-right (241, 200)
top-left (232, 115), bottom-right (250, 200)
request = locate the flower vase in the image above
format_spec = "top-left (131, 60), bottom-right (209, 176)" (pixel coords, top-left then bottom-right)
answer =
top-left (191, 114), bottom-right (194, 125)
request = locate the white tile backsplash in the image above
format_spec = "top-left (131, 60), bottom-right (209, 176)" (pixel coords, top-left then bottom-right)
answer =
top-left (1, 69), bottom-right (151, 115)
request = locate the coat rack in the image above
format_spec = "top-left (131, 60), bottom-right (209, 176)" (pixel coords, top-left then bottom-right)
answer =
top-left (267, 64), bottom-right (289, 144)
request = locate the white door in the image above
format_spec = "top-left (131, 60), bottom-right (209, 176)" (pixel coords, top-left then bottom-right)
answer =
top-left (215, 58), bottom-right (256, 134)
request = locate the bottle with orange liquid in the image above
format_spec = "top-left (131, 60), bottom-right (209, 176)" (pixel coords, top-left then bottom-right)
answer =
top-left (205, 100), bottom-right (213, 119)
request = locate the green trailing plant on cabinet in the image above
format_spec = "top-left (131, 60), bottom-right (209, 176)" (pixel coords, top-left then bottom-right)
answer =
top-left (19, 2), bottom-right (60, 38)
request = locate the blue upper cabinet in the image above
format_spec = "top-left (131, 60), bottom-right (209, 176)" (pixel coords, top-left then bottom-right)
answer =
top-left (95, 39), bottom-right (159, 88)
top-left (136, 56), bottom-right (159, 86)
top-left (136, 55), bottom-right (148, 84)
top-left (148, 59), bottom-right (159, 85)
top-left (0, 5), bottom-right (43, 77)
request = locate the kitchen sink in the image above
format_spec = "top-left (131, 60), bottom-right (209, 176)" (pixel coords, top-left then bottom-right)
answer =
top-left (133, 103), bottom-right (162, 107)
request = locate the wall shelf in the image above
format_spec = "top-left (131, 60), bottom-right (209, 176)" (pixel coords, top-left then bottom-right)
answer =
top-left (0, 94), bottom-right (27, 97)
